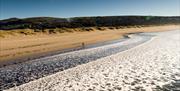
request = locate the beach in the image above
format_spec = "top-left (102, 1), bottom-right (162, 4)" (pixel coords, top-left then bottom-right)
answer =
top-left (0, 25), bottom-right (179, 67)
top-left (0, 28), bottom-right (180, 91)
top-left (1, 0), bottom-right (180, 90)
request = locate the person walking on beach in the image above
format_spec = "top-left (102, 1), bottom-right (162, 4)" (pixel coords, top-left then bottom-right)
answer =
top-left (82, 42), bottom-right (85, 48)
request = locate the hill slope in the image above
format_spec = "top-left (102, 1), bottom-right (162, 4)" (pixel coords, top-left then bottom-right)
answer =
top-left (1, 16), bottom-right (180, 30)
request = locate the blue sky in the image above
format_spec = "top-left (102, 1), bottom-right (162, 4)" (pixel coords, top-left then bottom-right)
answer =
top-left (0, 0), bottom-right (180, 19)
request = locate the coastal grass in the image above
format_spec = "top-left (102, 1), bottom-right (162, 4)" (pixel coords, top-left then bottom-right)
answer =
top-left (0, 25), bottom-right (152, 38)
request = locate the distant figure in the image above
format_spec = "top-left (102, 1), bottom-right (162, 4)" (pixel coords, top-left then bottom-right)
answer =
top-left (82, 42), bottom-right (85, 48)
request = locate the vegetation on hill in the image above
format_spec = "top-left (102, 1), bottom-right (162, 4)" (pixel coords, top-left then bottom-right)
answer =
top-left (0, 16), bottom-right (179, 30)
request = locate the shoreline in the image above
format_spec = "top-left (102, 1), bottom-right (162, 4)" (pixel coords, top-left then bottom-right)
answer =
top-left (0, 30), bottom-right (152, 90)
top-left (0, 25), bottom-right (180, 67)
top-left (2, 30), bottom-right (180, 91)
top-left (0, 33), bottom-right (132, 68)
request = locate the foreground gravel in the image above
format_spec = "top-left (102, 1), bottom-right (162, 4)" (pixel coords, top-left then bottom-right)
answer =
top-left (0, 32), bottom-right (151, 90)
top-left (5, 30), bottom-right (180, 91)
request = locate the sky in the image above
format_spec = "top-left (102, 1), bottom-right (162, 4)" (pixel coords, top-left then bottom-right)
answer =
top-left (0, 0), bottom-right (180, 19)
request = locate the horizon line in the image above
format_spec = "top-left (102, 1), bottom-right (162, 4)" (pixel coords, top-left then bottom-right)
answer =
top-left (1, 15), bottom-right (180, 20)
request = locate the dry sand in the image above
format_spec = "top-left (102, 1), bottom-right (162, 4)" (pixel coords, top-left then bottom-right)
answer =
top-left (5, 29), bottom-right (180, 91)
top-left (0, 25), bottom-right (179, 66)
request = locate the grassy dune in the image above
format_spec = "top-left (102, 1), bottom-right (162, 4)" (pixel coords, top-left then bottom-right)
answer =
top-left (0, 25), bottom-right (144, 38)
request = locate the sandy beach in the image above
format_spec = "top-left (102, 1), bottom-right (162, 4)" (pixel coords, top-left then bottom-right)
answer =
top-left (1, 0), bottom-right (180, 90)
top-left (0, 28), bottom-right (179, 91)
top-left (0, 25), bottom-right (179, 67)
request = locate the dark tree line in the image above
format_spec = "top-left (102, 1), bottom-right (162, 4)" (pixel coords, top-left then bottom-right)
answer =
top-left (0, 16), bottom-right (180, 30)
